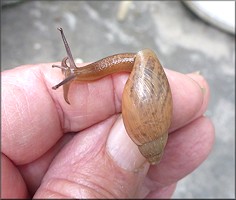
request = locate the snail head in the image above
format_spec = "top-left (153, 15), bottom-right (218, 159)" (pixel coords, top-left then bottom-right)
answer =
top-left (52, 27), bottom-right (77, 104)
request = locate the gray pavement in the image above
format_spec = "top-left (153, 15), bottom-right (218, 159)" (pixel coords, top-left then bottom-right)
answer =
top-left (1, 1), bottom-right (235, 198)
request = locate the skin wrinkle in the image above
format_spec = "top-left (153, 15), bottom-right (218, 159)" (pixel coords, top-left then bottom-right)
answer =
top-left (104, 76), bottom-right (118, 119)
top-left (74, 182), bottom-right (113, 198)
top-left (72, 175), bottom-right (116, 198)
top-left (65, 82), bottom-right (89, 132)
top-left (41, 154), bottom-right (118, 198)
top-left (22, 89), bottom-right (31, 126)
top-left (29, 67), bottom-right (55, 131)
top-left (37, 64), bottom-right (67, 133)
top-left (147, 183), bottom-right (177, 198)
top-left (2, 84), bottom-right (20, 163)
top-left (112, 73), bottom-right (126, 114)
top-left (48, 177), bottom-right (109, 198)
top-left (146, 170), bottom-right (165, 189)
top-left (133, 168), bottom-right (150, 198)
top-left (141, 177), bottom-right (177, 197)
top-left (39, 66), bottom-right (65, 132)
top-left (111, 74), bottom-right (118, 114)
top-left (8, 86), bottom-right (29, 156)
top-left (58, 126), bottom-right (132, 198)
top-left (86, 81), bottom-right (100, 119)
top-left (12, 87), bottom-right (22, 123)
top-left (2, 100), bottom-right (11, 138)
top-left (54, 100), bottom-right (65, 132)
top-left (21, 85), bottom-right (40, 142)
top-left (32, 66), bottom-right (45, 84)
top-left (39, 187), bottom-right (69, 198)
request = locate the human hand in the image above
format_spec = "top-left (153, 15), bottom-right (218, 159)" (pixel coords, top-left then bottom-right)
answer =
top-left (1, 63), bottom-right (214, 198)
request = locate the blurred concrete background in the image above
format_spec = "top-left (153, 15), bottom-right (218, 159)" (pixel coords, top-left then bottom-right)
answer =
top-left (1, 1), bottom-right (235, 198)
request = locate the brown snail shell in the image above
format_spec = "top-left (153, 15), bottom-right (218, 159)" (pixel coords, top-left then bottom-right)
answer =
top-left (122, 49), bottom-right (172, 164)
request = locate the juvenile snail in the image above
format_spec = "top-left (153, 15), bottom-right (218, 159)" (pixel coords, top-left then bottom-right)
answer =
top-left (52, 28), bottom-right (173, 164)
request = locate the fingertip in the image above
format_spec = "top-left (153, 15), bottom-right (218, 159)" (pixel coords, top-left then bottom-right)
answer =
top-left (2, 65), bottom-right (63, 165)
top-left (164, 69), bottom-right (210, 132)
top-left (186, 72), bottom-right (210, 102)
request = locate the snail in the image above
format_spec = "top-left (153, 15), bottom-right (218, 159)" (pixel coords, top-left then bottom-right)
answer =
top-left (52, 28), bottom-right (173, 164)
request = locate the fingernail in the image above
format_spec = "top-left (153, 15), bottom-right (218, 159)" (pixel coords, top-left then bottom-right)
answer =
top-left (106, 115), bottom-right (148, 171)
top-left (192, 70), bottom-right (201, 75)
top-left (187, 72), bottom-right (206, 95)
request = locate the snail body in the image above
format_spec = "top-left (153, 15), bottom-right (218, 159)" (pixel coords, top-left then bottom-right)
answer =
top-left (52, 28), bottom-right (172, 164)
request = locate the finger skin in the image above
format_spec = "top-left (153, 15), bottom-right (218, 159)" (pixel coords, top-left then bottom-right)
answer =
top-left (33, 116), bottom-right (149, 198)
top-left (33, 116), bottom-right (214, 199)
top-left (2, 65), bottom-right (62, 165)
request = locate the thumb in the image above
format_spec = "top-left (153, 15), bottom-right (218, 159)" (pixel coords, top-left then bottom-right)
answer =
top-left (34, 115), bottom-right (150, 198)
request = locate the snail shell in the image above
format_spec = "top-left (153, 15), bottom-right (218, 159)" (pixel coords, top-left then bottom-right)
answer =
top-left (122, 49), bottom-right (172, 164)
